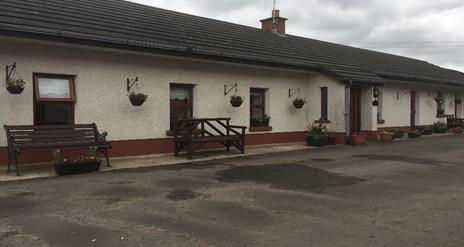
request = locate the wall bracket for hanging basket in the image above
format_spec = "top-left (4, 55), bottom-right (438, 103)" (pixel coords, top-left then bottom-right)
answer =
top-left (5, 62), bottom-right (16, 82)
top-left (127, 77), bottom-right (139, 92)
top-left (288, 88), bottom-right (301, 98)
top-left (224, 82), bottom-right (238, 96)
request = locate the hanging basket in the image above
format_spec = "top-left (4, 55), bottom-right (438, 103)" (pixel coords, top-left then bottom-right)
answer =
top-left (230, 95), bottom-right (243, 107)
top-left (292, 98), bottom-right (306, 109)
top-left (129, 93), bottom-right (148, 106)
top-left (455, 99), bottom-right (462, 105)
top-left (6, 85), bottom-right (24, 95)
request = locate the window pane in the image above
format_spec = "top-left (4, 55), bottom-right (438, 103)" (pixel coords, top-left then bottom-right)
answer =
top-left (170, 106), bottom-right (192, 120)
top-left (251, 107), bottom-right (264, 120)
top-left (35, 103), bottom-right (71, 125)
top-left (170, 86), bottom-right (190, 104)
top-left (38, 78), bottom-right (71, 99)
top-left (250, 91), bottom-right (263, 105)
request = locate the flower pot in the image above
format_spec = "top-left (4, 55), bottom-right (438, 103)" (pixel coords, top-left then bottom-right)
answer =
top-left (451, 128), bottom-right (463, 134)
top-left (351, 134), bottom-right (367, 145)
top-left (230, 96), bottom-right (243, 107)
top-left (54, 160), bottom-right (101, 176)
top-left (408, 132), bottom-right (421, 138)
top-left (292, 99), bottom-right (305, 109)
top-left (306, 135), bottom-right (329, 147)
top-left (6, 85), bottom-right (24, 94)
top-left (380, 133), bottom-right (393, 143)
top-left (129, 93), bottom-right (147, 106)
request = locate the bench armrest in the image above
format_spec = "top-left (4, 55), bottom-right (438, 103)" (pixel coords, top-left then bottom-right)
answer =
top-left (98, 132), bottom-right (108, 142)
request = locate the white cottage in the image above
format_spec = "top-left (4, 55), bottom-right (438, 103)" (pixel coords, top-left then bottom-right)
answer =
top-left (0, 0), bottom-right (463, 165)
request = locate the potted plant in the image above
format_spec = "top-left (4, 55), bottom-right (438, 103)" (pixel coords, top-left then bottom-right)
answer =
top-left (306, 123), bottom-right (329, 147)
top-left (432, 122), bottom-right (448, 134)
top-left (292, 98), bottom-right (306, 109)
top-left (351, 132), bottom-right (367, 145)
top-left (251, 114), bottom-right (271, 127)
top-left (230, 95), bottom-right (243, 107)
top-left (379, 130), bottom-right (393, 143)
top-left (391, 129), bottom-right (405, 139)
top-left (450, 127), bottom-right (463, 134)
top-left (5, 77), bottom-right (26, 94)
top-left (52, 148), bottom-right (101, 176)
top-left (327, 132), bottom-right (337, 145)
top-left (129, 92), bottom-right (148, 106)
top-left (408, 130), bottom-right (422, 138)
top-left (418, 126), bottom-right (433, 135)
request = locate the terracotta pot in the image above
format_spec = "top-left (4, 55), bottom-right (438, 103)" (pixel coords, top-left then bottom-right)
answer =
top-left (380, 133), bottom-right (393, 143)
top-left (451, 128), bottom-right (463, 134)
top-left (351, 134), bottom-right (367, 145)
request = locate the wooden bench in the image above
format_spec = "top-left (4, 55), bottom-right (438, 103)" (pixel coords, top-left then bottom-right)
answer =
top-left (447, 115), bottom-right (464, 128)
top-left (4, 124), bottom-right (111, 176)
top-left (172, 118), bottom-right (247, 159)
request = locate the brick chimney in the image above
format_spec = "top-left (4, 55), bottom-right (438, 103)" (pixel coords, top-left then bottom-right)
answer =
top-left (260, 9), bottom-right (287, 34)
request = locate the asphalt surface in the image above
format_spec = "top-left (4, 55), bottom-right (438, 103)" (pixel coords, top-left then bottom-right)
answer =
top-left (0, 135), bottom-right (463, 247)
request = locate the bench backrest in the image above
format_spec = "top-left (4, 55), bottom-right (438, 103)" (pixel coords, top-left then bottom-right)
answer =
top-left (4, 124), bottom-right (102, 150)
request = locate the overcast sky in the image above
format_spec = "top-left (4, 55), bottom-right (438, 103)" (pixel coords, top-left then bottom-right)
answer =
top-left (127, 0), bottom-right (463, 72)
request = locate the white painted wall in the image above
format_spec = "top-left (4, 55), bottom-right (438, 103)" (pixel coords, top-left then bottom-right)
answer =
top-left (0, 37), bottom-right (346, 147)
top-left (377, 84), bottom-right (464, 128)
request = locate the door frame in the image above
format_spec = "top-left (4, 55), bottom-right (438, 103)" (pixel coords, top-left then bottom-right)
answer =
top-left (410, 91), bottom-right (416, 129)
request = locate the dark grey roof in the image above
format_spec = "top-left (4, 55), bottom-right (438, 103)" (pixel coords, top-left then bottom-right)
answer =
top-left (0, 0), bottom-right (463, 87)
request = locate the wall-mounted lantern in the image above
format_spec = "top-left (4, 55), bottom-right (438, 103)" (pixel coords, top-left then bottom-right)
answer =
top-left (289, 88), bottom-right (306, 109)
top-left (224, 82), bottom-right (243, 107)
top-left (5, 62), bottom-right (26, 95)
top-left (127, 77), bottom-right (148, 107)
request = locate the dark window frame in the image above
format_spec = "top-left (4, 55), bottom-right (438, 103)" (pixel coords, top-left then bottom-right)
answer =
top-left (250, 88), bottom-right (266, 123)
top-left (33, 74), bottom-right (76, 125)
top-left (170, 83), bottom-right (194, 129)
top-left (320, 87), bottom-right (328, 121)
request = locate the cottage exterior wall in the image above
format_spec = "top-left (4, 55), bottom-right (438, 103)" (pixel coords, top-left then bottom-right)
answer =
top-left (378, 84), bottom-right (463, 128)
top-left (0, 38), bottom-right (347, 148)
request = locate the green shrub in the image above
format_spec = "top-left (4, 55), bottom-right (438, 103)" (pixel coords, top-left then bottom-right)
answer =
top-left (432, 122), bottom-right (448, 133)
top-left (418, 126), bottom-right (433, 135)
top-left (391, 129), bottom-right (405, 139)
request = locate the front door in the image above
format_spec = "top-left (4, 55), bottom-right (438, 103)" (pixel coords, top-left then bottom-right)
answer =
top-left (410, 91), bottom-right (416, 129)
top-left (350, 86), bottom-right (362, 134)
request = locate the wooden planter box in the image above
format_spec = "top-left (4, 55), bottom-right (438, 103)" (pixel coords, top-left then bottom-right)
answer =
top-left (54, 160), bottom-right (101, 176)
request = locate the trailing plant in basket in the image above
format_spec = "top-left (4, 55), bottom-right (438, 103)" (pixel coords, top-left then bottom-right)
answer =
top-left (5, 77), bottom-right (26, 94)
top-left (292, 98), bottom-right (306, 109)
top-left (230, 95), bottom-right (243, 107)
top-left (129, 92), bottom-right (148, 106)
top-left (251, 114), bottom-right (271, 127)
top-left (432, 122), bottom-right (448, 133)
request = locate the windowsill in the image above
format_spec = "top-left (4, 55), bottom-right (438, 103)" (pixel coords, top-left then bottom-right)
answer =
top-left (377, 119), bottom-right (386, 124)
top-left (314, 119), bottom-right (331, 124)
top-left (249, 126), bottom-right (273, 132)
top-left (436, 114), bottom-right (447, 118)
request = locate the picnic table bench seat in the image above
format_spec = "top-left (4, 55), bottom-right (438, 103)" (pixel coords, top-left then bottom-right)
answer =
top-left (4, 124), bottom-right (111, 176)
top-left (172, 118), bottom-right (247, 159)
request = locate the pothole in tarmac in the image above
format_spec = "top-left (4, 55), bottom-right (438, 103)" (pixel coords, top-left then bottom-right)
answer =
top-left (216, 164), bottom-right (364, 193)
top-left (166, 189), bottom-right (201, 201)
